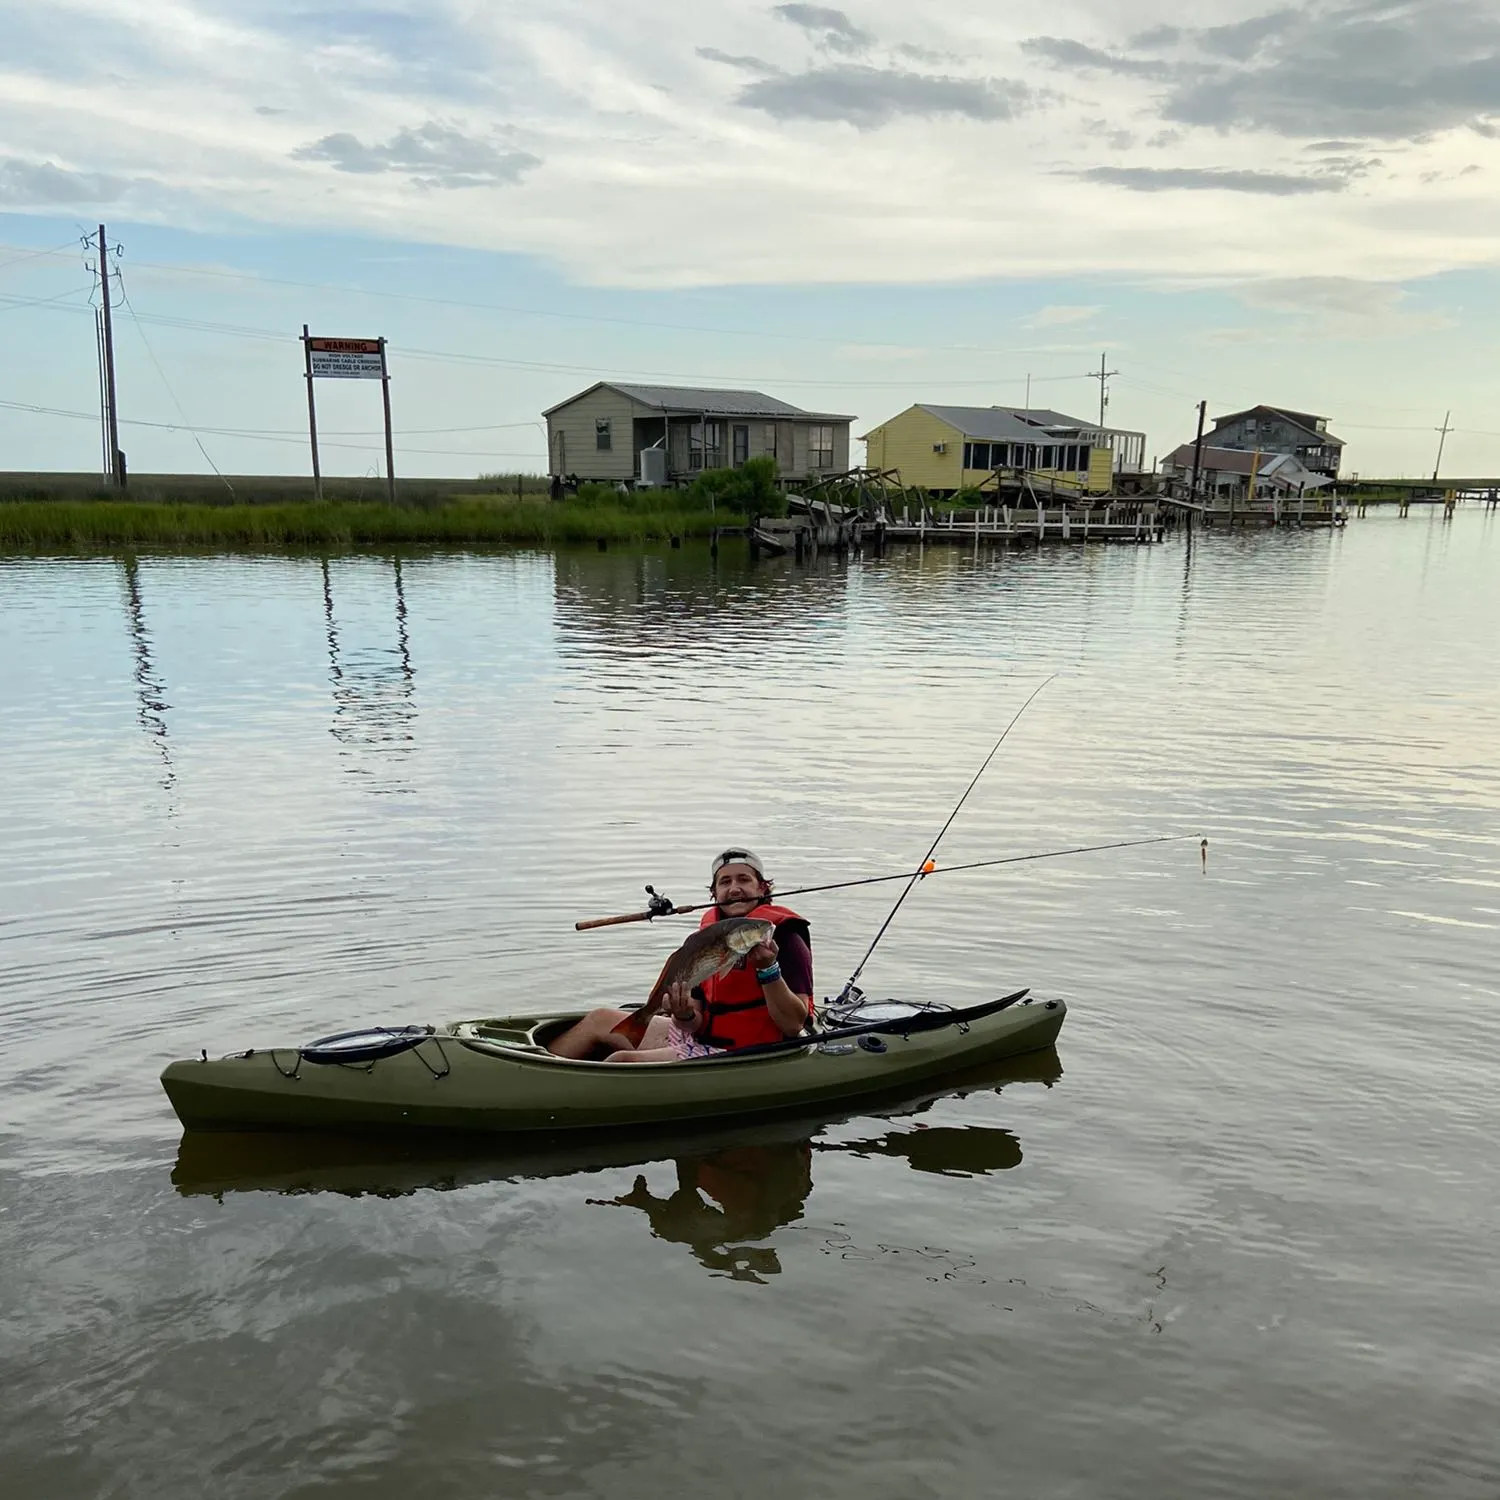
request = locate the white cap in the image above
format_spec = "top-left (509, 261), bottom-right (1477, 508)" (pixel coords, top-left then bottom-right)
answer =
top-left (710, 847), bottom-right (766, 882)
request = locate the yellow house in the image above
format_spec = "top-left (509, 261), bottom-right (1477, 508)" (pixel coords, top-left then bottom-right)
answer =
top-left (862, 404), bottom-right (1147, 496)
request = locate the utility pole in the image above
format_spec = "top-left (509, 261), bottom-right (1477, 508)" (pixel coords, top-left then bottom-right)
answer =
top-left (1189, 399), bottom-right (1208, 501)
top-left (97, 225), bottom-right (124, 488)
top-left (1432, 410), bottom-right (1452, 483)
top-left (1089, 351), bottom-right (1118, 429)
top-left (1024, 372), bottom-right (1032, 412)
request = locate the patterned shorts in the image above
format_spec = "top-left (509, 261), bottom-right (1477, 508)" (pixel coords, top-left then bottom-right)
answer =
top-left (667, 1023), bottom-right (723, 1061)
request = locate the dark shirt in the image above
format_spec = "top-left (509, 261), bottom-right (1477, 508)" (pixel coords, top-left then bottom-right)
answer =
top-left (771, 930), bottom-right (814, 998)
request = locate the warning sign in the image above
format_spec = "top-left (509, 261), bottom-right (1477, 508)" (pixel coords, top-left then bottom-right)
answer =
top-left (307, 336), bottom-right (384, 379)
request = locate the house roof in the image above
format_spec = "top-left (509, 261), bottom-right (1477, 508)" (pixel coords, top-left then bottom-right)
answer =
top-left (1211, 405), bottom-right (1345, 446)
top-left (1164, 444), bottom-right (1289, 474)
top-left (543, 381), bottom-right (853, 421)
top-left (907, 404), bottom-right (1103, 442)
top-left (1163, 444), bottom-right (1331, 487)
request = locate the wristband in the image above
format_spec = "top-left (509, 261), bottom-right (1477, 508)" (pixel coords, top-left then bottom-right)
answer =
top-left (756, 963), bottom-right (782, 984)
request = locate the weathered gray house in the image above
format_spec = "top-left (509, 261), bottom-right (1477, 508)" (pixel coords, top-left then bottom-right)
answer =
top-left (543, 382), bottom-right (854, 485)
top-left (1161, 443), bottom-right (1330, 499)
top-left (1204, 406), bottom-right (1344, 480)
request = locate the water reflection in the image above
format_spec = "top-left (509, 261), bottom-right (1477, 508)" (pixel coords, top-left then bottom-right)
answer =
top-left (595, 1142), bottom-right (812, 1284)
top-left (173, 1050), bottom-right (1060, 1282)
top-left (552, 547), bottom-right (854, 661)
top-left (119, 555), bottom-right (175, 795)
top-left (831, 1123), bottom-right (1022, 1177)
top-left (319, 556), bottom-right (417, 789)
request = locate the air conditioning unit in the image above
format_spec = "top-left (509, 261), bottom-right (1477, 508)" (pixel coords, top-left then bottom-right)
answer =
top-left (932, 442), bottom-right (947, 454)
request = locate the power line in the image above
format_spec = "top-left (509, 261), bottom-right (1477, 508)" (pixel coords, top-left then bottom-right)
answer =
top-left (0, 240), bottom-right (82, 274)
top-left (0, 239), bottom-right (1101, 361)
top-left (0, 290), bottom-right (1099, 389)
top-left (117, 271), bottom-right (235, 493)
top-left (0, 399), bottom-right (544, 458)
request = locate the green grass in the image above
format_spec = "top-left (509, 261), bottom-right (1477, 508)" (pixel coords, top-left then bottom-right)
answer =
top-left (0, 496), bottom-right (724, 551)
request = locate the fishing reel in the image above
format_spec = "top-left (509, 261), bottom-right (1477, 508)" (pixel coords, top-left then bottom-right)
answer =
top-left (643, 884), bottom-right (676, 919)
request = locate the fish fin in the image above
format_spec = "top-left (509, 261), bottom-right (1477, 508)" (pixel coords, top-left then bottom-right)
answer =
top-left (611, 1011), bottom-right (650, 1046)
top-left (613, 950), bottom-right (679, 1043)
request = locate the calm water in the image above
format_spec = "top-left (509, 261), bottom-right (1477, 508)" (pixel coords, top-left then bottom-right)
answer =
top-left (2, 511), bottom-right (1498, 1498)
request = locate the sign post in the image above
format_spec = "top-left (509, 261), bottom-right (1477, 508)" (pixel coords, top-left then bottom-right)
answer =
top-left (379, 337), bottom-right (396, 505)
top-left (301, 333), bottom-right (394, 500)
top-left (301, 325), bottom-right (323, 500)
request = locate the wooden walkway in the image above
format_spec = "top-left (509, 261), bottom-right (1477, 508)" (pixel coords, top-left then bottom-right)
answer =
top-left (879, 502), bottom-right (1164, 544)
top-left (743, 486), bottom-right (1351, 564)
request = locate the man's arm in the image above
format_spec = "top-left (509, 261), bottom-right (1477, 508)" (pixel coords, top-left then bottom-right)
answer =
top-left (753, 933), bottom-right (813, 1037)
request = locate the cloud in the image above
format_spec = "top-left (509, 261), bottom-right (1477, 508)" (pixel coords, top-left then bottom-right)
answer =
top-left (1028, 2), bottom-right (1500, 142)
top-left (1026, 304), bottom-right (1102, 327)
top-left (1230, 275), bottom-right (1458, 334)
top-left (1166, 3), bottom-right (1500, 138)
top-left (697, 47), bottom-right (781, 75)
top-left (1075, 165), bottom-right (1347, 194)
top-left (293, 124), bottom-right (540, 189)
top-left (1022, 36), bottom-right (1173, 78)
top-left (736, 65), bottom-right (1028, 128)
top-left (0, 156), bottom-right (130, 205)
top-left (254, 105), bottom-right (287, 116)
top-left (1195, 8), bottom-right (1300, 60)
top-left (772, 4), bottom-right (873, 54)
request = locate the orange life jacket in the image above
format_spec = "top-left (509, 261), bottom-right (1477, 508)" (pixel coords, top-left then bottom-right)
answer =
top-left (697, 902), bottom-right (813, 1049)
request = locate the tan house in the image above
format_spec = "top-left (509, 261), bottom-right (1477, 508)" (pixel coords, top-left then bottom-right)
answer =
top-left (543, 382), bottom-right (854, 485)
top-left (862, 404), bottom-right (1147, 496)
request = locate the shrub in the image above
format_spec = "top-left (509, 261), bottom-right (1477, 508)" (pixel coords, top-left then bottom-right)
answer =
top-left (687, 457), bottom-right (786, 517)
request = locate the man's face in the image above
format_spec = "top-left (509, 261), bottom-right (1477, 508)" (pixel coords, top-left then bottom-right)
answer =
top-left (713, 862), bottom-right (766, 914)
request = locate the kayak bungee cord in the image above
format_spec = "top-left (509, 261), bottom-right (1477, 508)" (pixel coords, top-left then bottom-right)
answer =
top-left (829, 674), bottom-right (1055, 1009)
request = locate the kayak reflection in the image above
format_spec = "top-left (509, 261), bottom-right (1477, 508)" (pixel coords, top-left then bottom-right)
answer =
top-left (830, 1122), bottom-right (1023, 1177)
top-left (172, 1046), bottom-right (1063, 1216)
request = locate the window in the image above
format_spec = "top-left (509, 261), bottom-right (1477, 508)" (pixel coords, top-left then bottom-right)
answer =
top-left (764, 423), bottom-right (778, 460)
top-left (808, 424), bottom-right (835, 469)
top-left (703, 420), bottom-right (723, 469)
top-left (733, 424), bottom-right (749, 466)
top-left (965, 441), bottom-right (993, 469)
top-left (595, 417), bottom-right (611, 451)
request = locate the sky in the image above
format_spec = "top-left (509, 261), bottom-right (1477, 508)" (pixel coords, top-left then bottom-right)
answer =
top-left (4, 0), bottom-right (1500, 480)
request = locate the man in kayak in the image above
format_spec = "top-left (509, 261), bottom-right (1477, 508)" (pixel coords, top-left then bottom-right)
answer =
top-left (547, 848), bottom-right (814, 1062)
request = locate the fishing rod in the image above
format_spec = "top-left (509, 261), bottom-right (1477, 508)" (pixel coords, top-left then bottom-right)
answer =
top-left (832, 675), bottom-right (1055, 1006)
top-left (572, 832), bottom-right (1201, 930)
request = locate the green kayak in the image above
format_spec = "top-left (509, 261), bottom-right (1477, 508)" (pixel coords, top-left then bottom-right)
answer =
top-left (160, 992), bottom-right (1066, 1135)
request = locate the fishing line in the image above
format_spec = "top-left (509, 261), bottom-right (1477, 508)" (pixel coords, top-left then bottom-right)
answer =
top-left (771, 834), bottom-right (1198, 902)
top-left (834, 676), bottom-right (1055, 1005)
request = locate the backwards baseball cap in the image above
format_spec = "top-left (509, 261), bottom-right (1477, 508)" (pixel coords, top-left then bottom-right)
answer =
top-left (710, 847), bottom-right (766, 882)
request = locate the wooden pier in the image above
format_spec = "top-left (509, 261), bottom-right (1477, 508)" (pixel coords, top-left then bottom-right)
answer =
top-left (879, 501), bottom-right (1165, 545)
top-left (742, 468), bottom-right (1355, 565)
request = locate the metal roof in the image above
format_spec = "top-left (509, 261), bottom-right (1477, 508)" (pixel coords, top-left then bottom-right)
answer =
top-left (1211, 405), bottom-right (1344, 444)
top-left (913, 404), bottom-right (1101, 442)
top-left (544, 382), bottom-right (853, 421)
top-left (1164, 444), bottom-right (1298, 475)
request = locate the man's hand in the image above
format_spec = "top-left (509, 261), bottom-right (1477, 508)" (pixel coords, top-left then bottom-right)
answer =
top-left (747, 938), bottom-right (779, 970)
top-left (661, 980), bottom-right (704, 1034)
